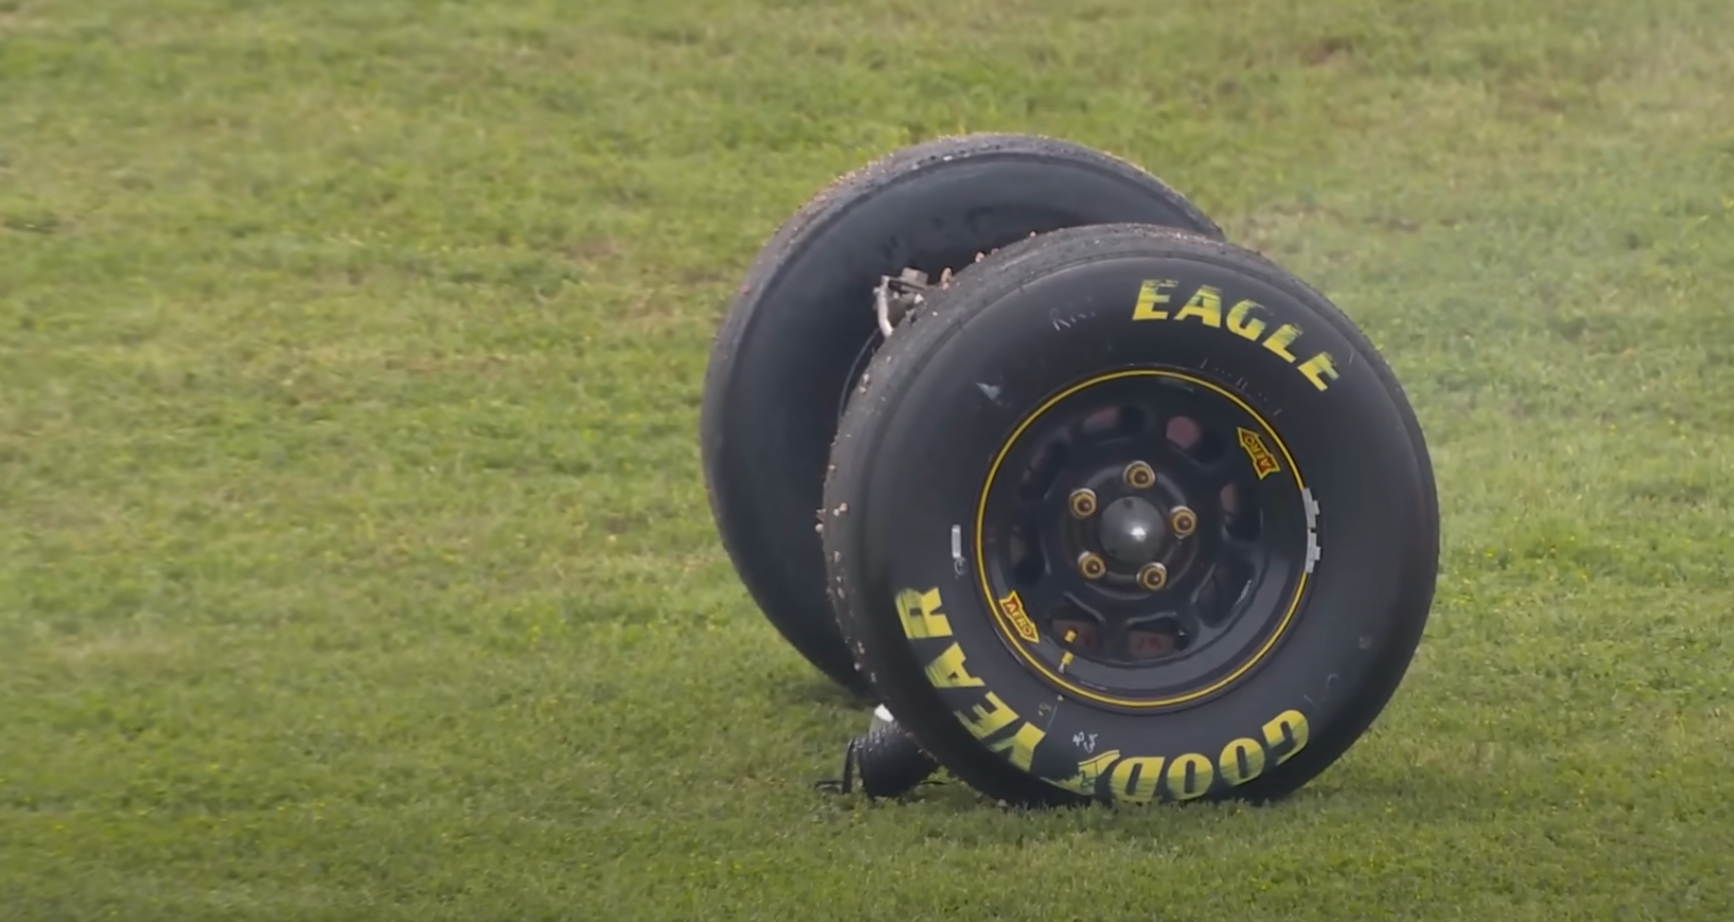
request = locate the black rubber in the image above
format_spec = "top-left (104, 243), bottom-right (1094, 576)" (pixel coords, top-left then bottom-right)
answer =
top-left (814, 718), bottom-right (943, 800)
top-left (822, 224), bottom-right (1439, 806)
top-left (700, 134), bottom-right (1225, 696)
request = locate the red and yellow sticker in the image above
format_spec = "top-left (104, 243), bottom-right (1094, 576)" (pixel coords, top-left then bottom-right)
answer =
top-left (1236, 427), bottom-right (1282, 480)
top-left (997, 591), bottom-right (1039, 643)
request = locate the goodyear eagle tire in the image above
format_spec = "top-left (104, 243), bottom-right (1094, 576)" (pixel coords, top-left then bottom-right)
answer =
top-left (822, 224), bottom-right (1439, 806)
top-left (700, 135), bottom-right (1224, 697)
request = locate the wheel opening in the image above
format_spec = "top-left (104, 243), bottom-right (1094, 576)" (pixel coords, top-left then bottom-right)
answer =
top-left (1081, 405), bottom-right (1147, 441)
top-left (1019, 440), bottom-right (1071, 501)
top-left (1223, 484), bottom-right (1262, 542)
top-left (1168, 414), bottom-right (1228, 465)
top-left (1050, 608), bottom-right (1102, 654)
top-left (1127, 617), bottom-right (1192, 659)
top-left (1009, 524), bottom-right (1047, 587)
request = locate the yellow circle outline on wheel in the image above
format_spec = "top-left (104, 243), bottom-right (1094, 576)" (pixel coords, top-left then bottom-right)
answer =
top-left (972, 368), bottom-right (1309, 709)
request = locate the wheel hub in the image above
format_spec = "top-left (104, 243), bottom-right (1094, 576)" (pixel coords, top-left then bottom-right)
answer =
top-left (978, 374), bottom-right (1312, 708)
top-left (1098, 495), bottom-right (1166, 565)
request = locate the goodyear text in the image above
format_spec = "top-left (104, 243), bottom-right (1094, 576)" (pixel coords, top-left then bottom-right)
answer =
top-left (896, 586), bottom-right (1311, 803)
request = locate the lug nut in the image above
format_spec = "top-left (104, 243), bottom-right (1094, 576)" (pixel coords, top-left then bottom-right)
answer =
top-left (1138, 562), bottom-right (1169, 591)
top-left (1068, 488), bottom-right (1098, 519)
top-left (1169, 505), bottom-right (1198, 538)
top-left (1123, 460), bottom-right (1156, 490)
top-left (1077, 552), bottom-right (1107, 580)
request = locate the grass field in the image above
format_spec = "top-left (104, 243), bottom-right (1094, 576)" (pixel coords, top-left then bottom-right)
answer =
top-left (5, 0), bottom-right (1734, 918)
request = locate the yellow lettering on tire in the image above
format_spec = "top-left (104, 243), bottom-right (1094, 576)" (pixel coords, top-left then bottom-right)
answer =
top-left (1172, 286), bottom-right (1223, 327)
top-left (1165, 753), bottom-right (1215, 800)
top-left (1262, 323), bottom-right (1302, 362)
top-left (1048, 750), bottom-right (1122, 795)
top-left (954, 691), bottom-right (1020, 740)
top-left (1226, 299), bottom-right (1267, 340)
top-left (1127, 283), bottom-right (1340, 392)
top-left (1130, 279), bottom-right (1179, 320)
top-left (987, 722), bottom-right (1046, 771)
top-left (1262, 709), bottom-right (1310, 765)
top-left (1035, 707), bottom-right (1312, 804)
top-left (896, 587), bottom-right (952, 639)
top-left (1296, 352), bottom-right (1340, 392)
top-left (1109, 756), bottom-right (1167, 804)
top-left (1219, 737), bottom-right (1267, 787)
top-left (924, 642), bottom-right (985, 688)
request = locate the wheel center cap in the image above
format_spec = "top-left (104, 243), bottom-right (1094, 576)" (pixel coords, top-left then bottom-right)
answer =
top-left (1099, 496), bottom-right (1166, 565)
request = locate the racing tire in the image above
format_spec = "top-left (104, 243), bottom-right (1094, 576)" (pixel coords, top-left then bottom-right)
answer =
top-left (701, 135), bottom-right (1225, 696)
top-left (821, 223), bottom-right (1439, 806)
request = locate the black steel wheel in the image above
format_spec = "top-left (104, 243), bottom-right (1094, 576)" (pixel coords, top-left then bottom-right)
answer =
top-left (822, 224), bottom-right (1439, 807)
top-left (700, 135), bottom-right (1224, 696)
top-left (976, 370), bottom-right (1315, 712)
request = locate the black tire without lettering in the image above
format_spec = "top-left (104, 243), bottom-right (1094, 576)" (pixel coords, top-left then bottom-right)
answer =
top-left (701, 135), bottom-right (1224, 696)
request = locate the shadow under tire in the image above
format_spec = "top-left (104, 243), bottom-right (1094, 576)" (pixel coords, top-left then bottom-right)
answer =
top-left (701, 135), bottom-right (1225, 697)
top-left (822, 223), bottom-right (1439, 806)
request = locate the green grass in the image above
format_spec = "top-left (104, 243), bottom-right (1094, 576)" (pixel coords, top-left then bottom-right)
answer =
top-left (4, 0), bottom-right (1734, 918)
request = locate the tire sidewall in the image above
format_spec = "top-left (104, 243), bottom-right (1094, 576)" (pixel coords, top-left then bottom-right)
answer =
top-left (701, 141), bottom-right (1224, 695)
top-left (849, 249), bottom-right (1437, 804)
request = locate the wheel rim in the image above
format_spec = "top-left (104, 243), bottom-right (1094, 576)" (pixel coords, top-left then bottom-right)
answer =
top-left (973, 369), bottom-right (1316, 711)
